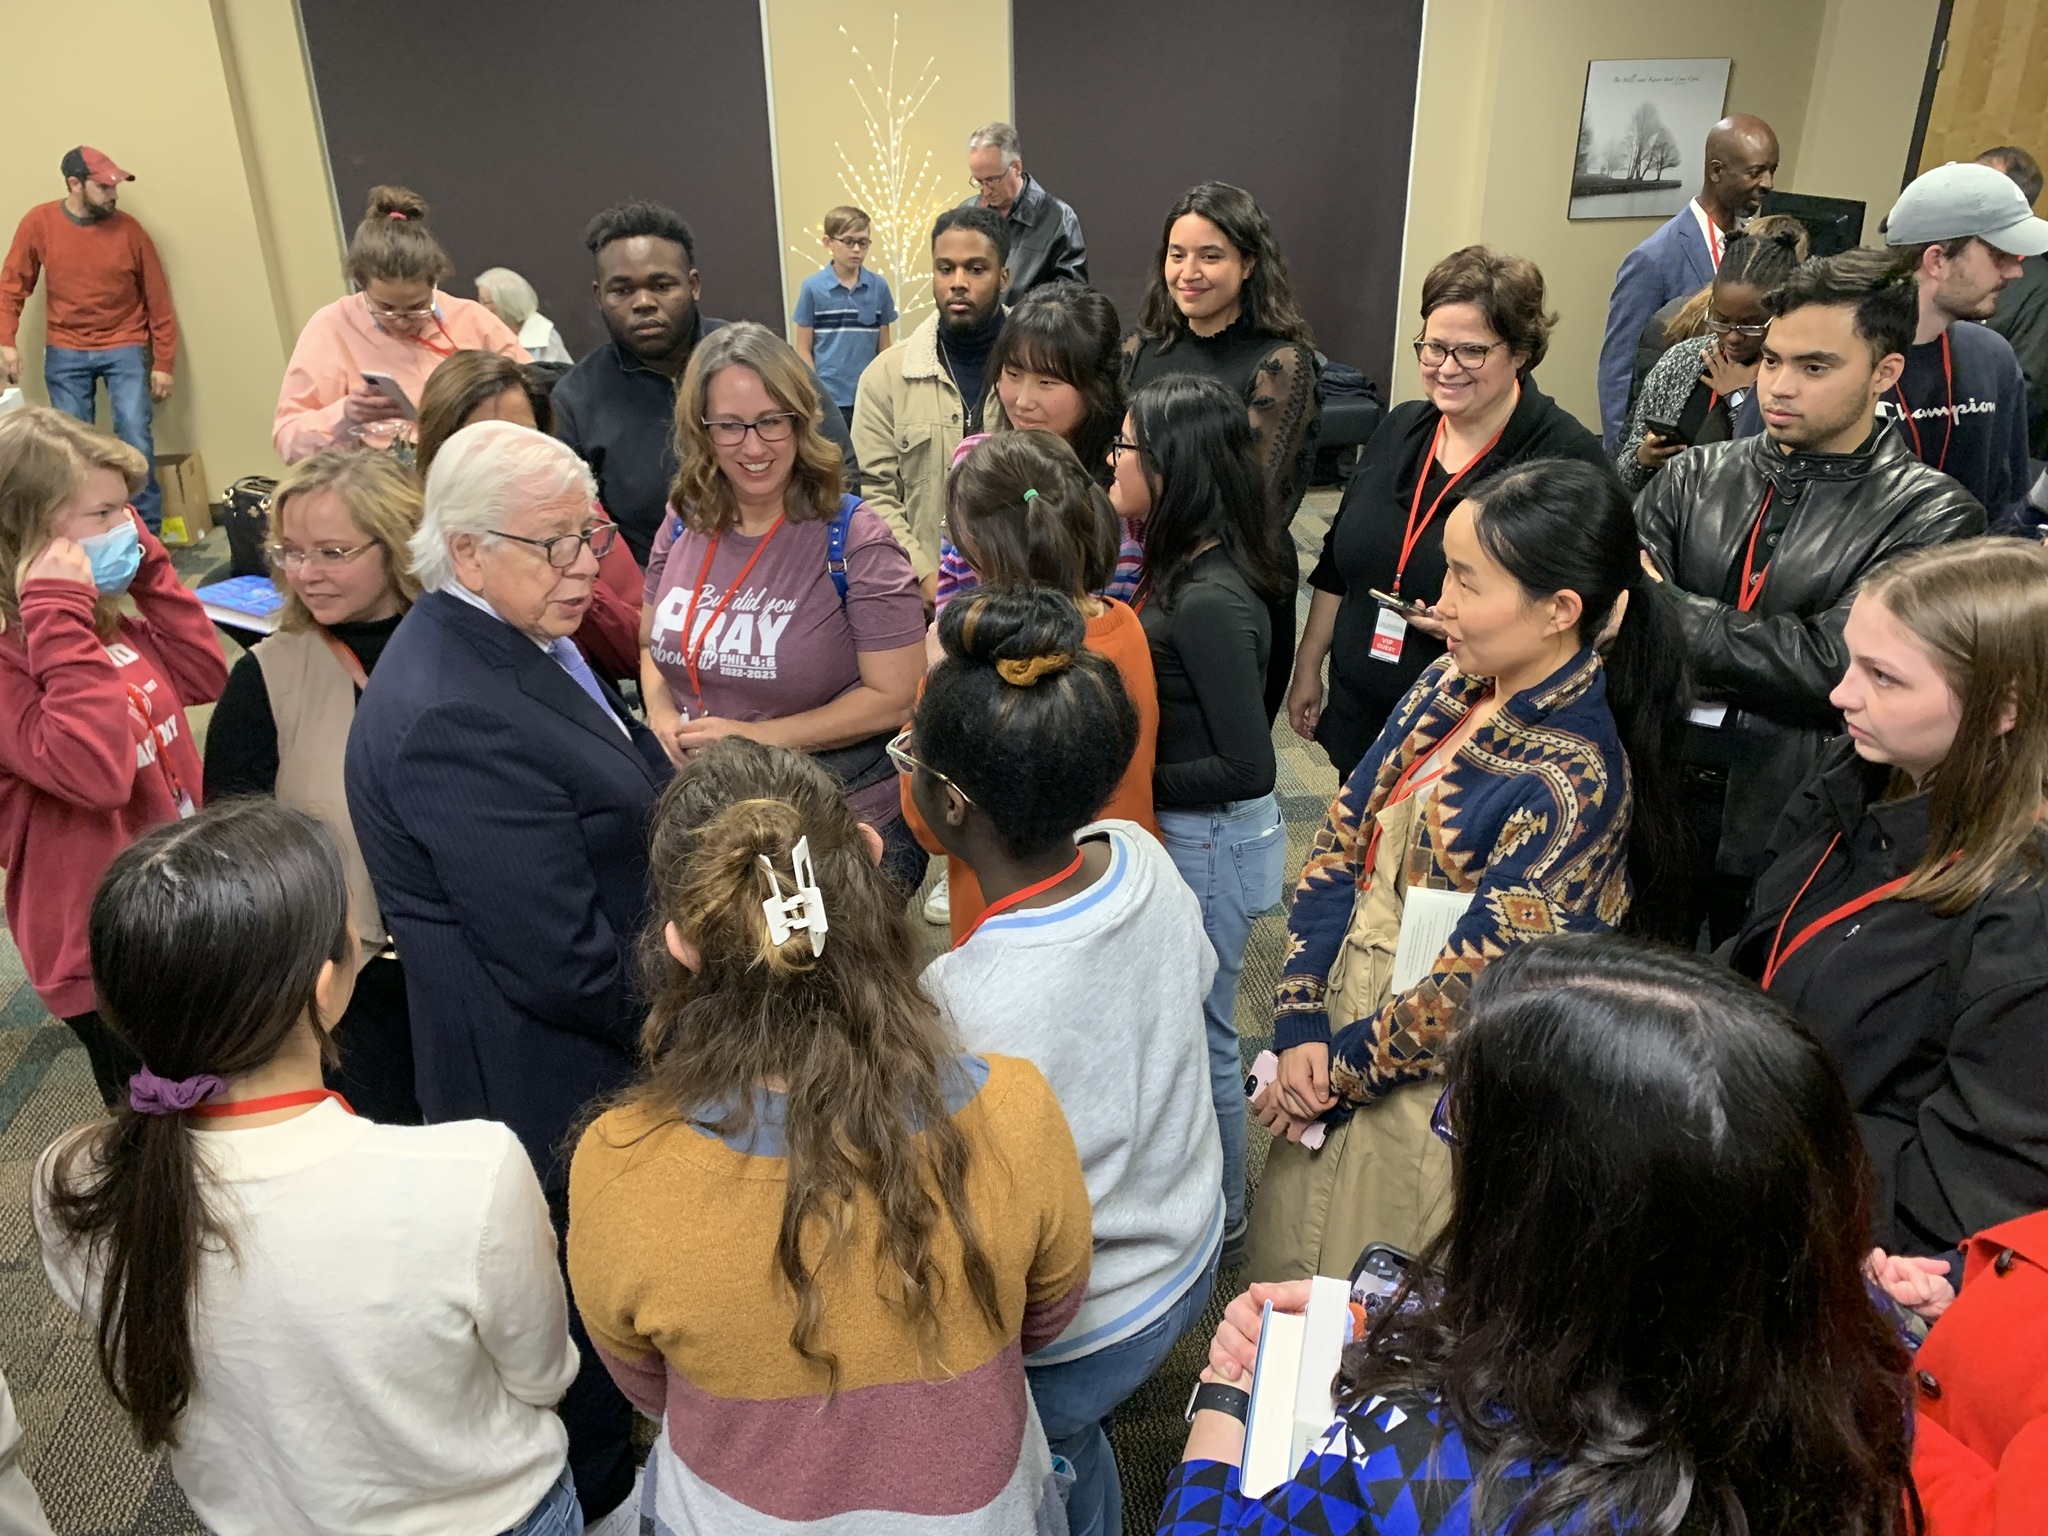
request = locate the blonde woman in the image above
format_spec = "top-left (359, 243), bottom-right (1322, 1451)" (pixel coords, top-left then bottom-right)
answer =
top-left (638, 321), bottom-right (927, 888)
top-left (0, 407), bottom-right (226, 1104)
top-left (204, 450), bottom-right (424, 1122)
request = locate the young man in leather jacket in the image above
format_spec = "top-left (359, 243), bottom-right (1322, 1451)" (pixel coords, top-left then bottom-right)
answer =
top-left (1636, 247), bottom-right (1985, 942)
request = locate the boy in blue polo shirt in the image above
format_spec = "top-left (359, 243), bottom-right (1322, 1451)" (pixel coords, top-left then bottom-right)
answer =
top-left (793, 205), bottom-right (897, 415)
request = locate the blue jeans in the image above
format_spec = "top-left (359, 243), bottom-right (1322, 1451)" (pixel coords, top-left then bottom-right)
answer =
top-left (503, 1470), bottom-right (583, 1535)
top-left (1028, 1259), bottom-right (1218, 1536)
top-left (43, 344), bottom-right (160, 527)
top-left (1157, 795), bottom-right (1286, 1238)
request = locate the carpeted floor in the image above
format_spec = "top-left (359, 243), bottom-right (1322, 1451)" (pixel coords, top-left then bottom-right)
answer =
top-left (3, 496), bottom-right (1345, 1535)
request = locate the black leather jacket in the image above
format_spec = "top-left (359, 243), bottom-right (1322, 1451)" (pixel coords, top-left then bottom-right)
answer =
top-left (1635, 428), bottom-right (1984, 876)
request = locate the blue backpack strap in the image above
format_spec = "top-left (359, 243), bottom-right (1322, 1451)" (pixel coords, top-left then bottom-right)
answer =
top-left (828, 494), bottom-right (858, 608)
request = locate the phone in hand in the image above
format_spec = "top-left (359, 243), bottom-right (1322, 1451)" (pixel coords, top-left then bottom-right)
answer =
top-left (1644, 415), bottom-right (1688, 446)
top-left (1368, 588), bottom-right (1432, 620)
top-left (360, 371), bottom-right (418, 421)
top-left (1247, 1050), bottom-right (1328, 1150)
top-left (1349, 1242), bottom-right (1415, 1311)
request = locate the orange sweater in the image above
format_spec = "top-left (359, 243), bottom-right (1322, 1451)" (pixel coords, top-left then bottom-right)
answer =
top-left (904, 596), bottom-right (1160, 944)
top-left (0, 203), bottom-right (177, 369)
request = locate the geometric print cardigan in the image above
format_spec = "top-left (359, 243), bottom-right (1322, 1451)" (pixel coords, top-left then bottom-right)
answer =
top-left (1272, 648), bottom-right (1634, 1106)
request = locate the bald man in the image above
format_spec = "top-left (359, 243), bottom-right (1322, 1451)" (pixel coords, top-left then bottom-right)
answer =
top-left (1597, 114), bottom-right (1779, 449)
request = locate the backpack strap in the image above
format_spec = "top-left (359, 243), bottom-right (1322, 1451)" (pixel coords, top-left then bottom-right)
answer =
top-left (828, 495), bottom-right (858, 608)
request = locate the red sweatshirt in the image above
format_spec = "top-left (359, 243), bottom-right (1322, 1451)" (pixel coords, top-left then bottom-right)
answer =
top-left (0, 203), bottom-right (179, 371)
top-left (0, 528), bottom-right (226, 1017)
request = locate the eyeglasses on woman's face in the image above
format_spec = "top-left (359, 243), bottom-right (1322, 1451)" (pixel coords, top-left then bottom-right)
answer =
top-left (490, 520), bottom-right (619, 570)
top-left (1705, 313), bottom-right (1770, 338)
top-left (360, 290), bottom-right (439, 322)
top-left (268, 539), bottom-right (380, 572)
top-left (1414, 338), bottom-right (1508, 372)
top-left (702, 413), bottom-right (798, 448)
top-left (1108, 437), bottom-right (1142, 462)
top-left (887, 727), bottom-right (976, 806)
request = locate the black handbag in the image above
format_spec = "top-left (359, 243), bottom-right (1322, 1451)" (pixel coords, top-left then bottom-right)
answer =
top-left (219, 475), bottom-right (277, 578)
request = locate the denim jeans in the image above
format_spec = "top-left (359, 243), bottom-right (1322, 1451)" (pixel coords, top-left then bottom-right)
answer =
top-left (1157, 794), bottom-right (1287, 1237)
top-left (43, 344), bottom-right (160, 527)
top-left (502, 1470), bottom-right (583, 1535)
top-left (1027, 1259), bottom-right (1218, 1536)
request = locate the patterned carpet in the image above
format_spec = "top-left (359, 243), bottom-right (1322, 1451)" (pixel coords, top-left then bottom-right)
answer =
top-left (1, 497), bottom-right (1345, 1534)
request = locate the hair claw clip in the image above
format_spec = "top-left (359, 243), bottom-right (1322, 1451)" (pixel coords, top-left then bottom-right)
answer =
top-left (759, 836), bottom-right (829, 956)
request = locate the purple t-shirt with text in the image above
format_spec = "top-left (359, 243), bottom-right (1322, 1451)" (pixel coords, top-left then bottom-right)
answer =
top-left (644, 501), bottom-right (924, 823)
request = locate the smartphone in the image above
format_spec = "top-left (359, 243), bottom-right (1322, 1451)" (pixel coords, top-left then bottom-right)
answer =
top-left (1246, 1050), bottom-right (1328, 1150)
top-left (1643, 415), bottom-right (1687, 445)
top-left (1349, 1242), bottom-right (1415, 1315)
top-left (360, 371), bottom-right (418, 421)
top-left (1368, 588), bottom-right (1432, 619)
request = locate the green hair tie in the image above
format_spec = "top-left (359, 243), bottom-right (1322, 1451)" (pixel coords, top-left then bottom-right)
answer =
top-left (1022, 488), bottom-right (1039, 504)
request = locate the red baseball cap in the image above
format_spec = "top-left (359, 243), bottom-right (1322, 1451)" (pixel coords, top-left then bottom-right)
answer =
top-left (61, 147), bottom-right (134, 186)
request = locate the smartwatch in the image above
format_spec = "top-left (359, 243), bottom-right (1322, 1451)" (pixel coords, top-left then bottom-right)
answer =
top-left (1183, 1378), bottom-right (1251, 1424)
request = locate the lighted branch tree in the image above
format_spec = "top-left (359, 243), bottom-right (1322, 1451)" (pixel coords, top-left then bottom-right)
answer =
top-left (788, 16), bottom-right (951, 334)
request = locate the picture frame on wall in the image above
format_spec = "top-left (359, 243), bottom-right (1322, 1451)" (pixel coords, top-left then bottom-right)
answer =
top-left (1569, 58), bottom-right (1732, 220)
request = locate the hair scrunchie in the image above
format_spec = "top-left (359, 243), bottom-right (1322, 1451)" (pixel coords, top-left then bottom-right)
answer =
top-left (995, 651), bottom-right (1073, 687)
top-left (128, 1067), bottom-right (226, 1116)
top-left (387, 210), bottom-right (409, 220)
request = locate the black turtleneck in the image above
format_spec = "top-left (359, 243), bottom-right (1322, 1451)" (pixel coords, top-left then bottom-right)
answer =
top-left (937, 308), bottom-right (1004, 432)
top-left (203, 612), bottom-right (405, 799)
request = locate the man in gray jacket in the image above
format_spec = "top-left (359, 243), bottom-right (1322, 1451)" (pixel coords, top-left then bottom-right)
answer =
top-left (961, 122), bottom-right (1086, 304)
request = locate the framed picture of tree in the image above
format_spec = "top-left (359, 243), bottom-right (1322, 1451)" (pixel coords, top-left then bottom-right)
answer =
top-left (1569, 58), bottom-right (1732, 220)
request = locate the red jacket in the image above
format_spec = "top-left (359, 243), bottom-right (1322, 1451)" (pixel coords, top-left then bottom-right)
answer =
top-left (1913, 1211), bottom-right (2048, 1534)
top-left (0, 528), bottom-right (226, 1016)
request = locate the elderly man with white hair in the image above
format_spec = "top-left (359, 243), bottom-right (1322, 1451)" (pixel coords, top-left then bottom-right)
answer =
top-left (475, 265), bottom-right (573, 363)
top-left (345, 419), bottom-right (666, 1535)
top-left (959, 120), bottom-right (1087, 303)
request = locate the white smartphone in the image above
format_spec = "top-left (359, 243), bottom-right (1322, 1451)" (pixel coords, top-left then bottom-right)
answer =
top-left (1247, 1050), bottom-right (1328, 1150)
top-left (360, 371), bottom-right (417, 421)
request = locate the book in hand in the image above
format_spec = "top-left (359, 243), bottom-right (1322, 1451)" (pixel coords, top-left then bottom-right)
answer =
top-left (195, 575), bottom-right (285, 635)
top-left (1239, 1274), bottom-right (1354, 1499)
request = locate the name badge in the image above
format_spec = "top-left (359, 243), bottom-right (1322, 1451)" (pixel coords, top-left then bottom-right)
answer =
top-left (1370, 606), bottom-right (1407, 663)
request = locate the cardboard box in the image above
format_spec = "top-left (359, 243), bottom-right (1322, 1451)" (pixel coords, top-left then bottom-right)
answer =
top-left (156, 452), bottom-right (214, 545)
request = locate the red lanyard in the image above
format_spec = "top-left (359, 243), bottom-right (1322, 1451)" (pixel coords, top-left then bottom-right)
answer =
top-left (1892, 330), bottom-right (1955, 473)
top-left (125, 681), bottom-right (193, 810)
top-left (1735, 485), bottom-right (1777, 613)
top-left (1760, 833), bottom-right (1922, 990)
top-left (319, 629), bottom-right (370, 690)
top-left (190, 1088), bottom-right (355, 1120)
top-left (953, 848), bottom-right (1085, 950)
top-left (1393, 403), bottom-right (1512, 597)
top-left (1357, 749), bottom-right (1451, 889)
top-left (677, 516), bottom-right (784, 705)
top-left (414, 317), bottom-right (458, 359)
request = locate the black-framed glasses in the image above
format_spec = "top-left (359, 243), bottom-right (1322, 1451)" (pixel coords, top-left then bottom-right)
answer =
top-left (1414, 338), bottom-right (1507, 371)
top-left (1705, 314), bottom-right (1771, 338)
top-left (1430, 1086), bottom-right (1458, 1146)
top-left (1108, 437), bottom-right (1141, 462)
top-left (887, 727), bottom-right (976, 806)
top-left (703, 413), bottom-right (798, 448)
top-left (830, 234), bottom-right (872, 251)
top-left (491, 521), bottom-right (618, 569)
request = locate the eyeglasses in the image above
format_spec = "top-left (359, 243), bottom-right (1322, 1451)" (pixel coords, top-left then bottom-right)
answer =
top-left (830, 235), bottom-right (872, 251)
top-left (361, 292), bottom-right (439, 322)
top-left (490, 520), bottom-right (619, 569)
top-left (703, 413), bottom-right (798, 448)
top-left (268, 540), bottom-right (379, 572)
top-left (1414, 339), bottom-right (1508, 371)
top-left (887, 727), bottom-right (976, 806)
top-left (1705, 314), bottom-right (1771, 338)
top-left (1108, 437), bottom-right (1142, 462)
top-left (1430, 1086), bottom-right (1458, 1146)
top-left (970, 170), bottom-right (1015, 192)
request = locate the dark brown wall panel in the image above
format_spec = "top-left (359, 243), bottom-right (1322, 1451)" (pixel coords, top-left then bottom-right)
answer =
top-left (1013, 0), bottom-right (1424, 386)
top-left (299, 0), bottom-right (781, 360)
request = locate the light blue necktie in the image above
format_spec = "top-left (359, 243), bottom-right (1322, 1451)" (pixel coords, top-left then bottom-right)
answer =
top-left (546, 636), bottom-right (621, 729)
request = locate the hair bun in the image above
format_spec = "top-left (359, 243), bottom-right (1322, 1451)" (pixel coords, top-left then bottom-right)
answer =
top-left (994, 652), bottom-right (1074, 687)
top-left (365, 185), bottom-right (430, 224)
top-left (939, 585), bottom-right (1089, 677)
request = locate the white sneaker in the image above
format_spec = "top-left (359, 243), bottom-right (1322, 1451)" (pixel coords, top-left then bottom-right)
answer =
top-left (922, 868), bottom-right (951, 925)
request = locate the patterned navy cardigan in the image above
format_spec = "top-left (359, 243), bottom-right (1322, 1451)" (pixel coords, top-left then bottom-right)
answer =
top-left (1273, 649), bottom-right (1634, 1104)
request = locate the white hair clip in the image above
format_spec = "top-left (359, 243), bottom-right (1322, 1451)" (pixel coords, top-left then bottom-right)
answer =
top-left (759, 837), bottom-right (829, 956)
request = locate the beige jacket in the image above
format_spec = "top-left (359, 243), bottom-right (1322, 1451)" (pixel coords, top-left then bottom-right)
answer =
top-left (850, 312), bottom-right (966, 581)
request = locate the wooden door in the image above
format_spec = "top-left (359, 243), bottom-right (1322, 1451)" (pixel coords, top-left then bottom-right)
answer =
top-left (1917, 0), bottom-right (2048, 207)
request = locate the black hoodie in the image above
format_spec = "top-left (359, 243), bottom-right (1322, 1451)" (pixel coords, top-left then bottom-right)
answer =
top-left (1308, 379), bottom-right (1614, 772)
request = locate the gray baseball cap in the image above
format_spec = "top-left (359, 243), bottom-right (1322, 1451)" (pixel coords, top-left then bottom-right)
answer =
top-left (1886, 161), bottom-right (2048, 256)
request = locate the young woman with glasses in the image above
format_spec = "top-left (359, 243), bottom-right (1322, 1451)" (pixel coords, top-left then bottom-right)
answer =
top-left (638, 321), bottom-right (929, 891)
top-left (204, 449), bottom-right (429, 1124)
top-left (274, 186), bottom-right (529, 463)
top-left (1616, 227), bottom-right (1805, 491)
top-left (1286, 246), bottom-right (1616, 782)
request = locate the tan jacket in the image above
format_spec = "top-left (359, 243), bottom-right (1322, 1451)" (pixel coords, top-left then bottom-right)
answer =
top-left (850, 312), bottom-right (966, 581)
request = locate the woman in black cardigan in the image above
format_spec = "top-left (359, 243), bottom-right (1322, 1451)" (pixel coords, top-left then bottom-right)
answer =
top-left (1287, 246), bottom-right (1615, 778)
top-left (1728, 538), bottom-right (2048, 1261)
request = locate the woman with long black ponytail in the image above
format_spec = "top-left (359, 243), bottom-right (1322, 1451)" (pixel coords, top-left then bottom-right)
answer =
top-left (1246, 457), bottom-right (1688, 1279)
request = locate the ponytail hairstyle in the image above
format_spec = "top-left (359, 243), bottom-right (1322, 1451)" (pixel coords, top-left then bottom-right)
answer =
top-left (1663, 221), bottom-right (1809, 344)
top-left (1462, 459), bottom-right (1691, 940)
top-left (915, 586), bottom-right (1138, 857)
top-left (622, 739), bottom-right (1001, 1394)
top-left (45, 801), bottom-right (354, 1449)
top-left (346, 185), bottom-right (453, 288)
top-left (944, 430), bottom-right (1118, 599)
top-left (1127, 373), bottom-right (1289, 609)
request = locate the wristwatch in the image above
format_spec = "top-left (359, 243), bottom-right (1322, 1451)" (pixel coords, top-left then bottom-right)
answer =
top-left (1184, 1378), bottom-right (1251, 1424)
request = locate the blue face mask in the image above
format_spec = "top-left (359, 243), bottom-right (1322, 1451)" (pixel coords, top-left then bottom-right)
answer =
top-left (77, 517), bottom-right (141, 595)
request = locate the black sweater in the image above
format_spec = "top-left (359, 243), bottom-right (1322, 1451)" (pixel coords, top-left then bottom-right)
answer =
top-left (203, 615), bottom-right (402, 799)
top-left (1142, 545), bottom-right (1275, 808)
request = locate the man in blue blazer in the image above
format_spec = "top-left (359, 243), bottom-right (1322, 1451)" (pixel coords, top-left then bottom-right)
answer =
top-left (1597, 114), bottom-right (1780, 448)
top-left (347, 421), bottom-right (669, 1533)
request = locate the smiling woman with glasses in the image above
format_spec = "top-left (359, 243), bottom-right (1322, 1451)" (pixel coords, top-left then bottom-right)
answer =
top-left (275, 185), bottom-right (530, 464)
top-left (640, 321), bottom-right (930, 893)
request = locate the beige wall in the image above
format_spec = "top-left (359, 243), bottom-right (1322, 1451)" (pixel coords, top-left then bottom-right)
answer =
top-left (762, 0), bottom-right (1011, 340)
top-left (1395, 0), bottom-right (1939, 423)
top-left (1, 0), bottom-right (342, 490)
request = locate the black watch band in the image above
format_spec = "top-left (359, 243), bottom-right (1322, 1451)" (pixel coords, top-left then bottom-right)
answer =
top-left (1183, 1379), bottom-right (1251, 1424)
